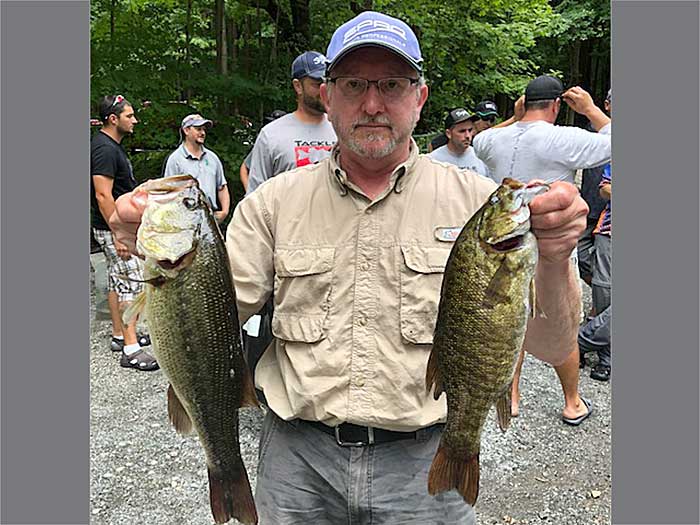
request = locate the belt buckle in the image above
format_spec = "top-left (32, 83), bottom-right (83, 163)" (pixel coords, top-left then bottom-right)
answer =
top-left (334, 425), bottom-right (375, 447)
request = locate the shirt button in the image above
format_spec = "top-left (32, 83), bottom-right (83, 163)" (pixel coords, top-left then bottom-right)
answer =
top-left (365, 208), bottom-right (373, 214)
top-left (356, 379), bottom-right (365, 387)
top-left (360, 262), bottom-right (370, 271)
top-left (358, 317), bottom-right (367, 326)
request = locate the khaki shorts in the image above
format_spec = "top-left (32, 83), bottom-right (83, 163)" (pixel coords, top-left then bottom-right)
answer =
top-left (92, 228), bottom-right (144, 303)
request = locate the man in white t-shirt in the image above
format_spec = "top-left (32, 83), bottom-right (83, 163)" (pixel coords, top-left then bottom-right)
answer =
top-left (473, 75), bottom-right (611, 425)
top-left (429, 108), bottom-right (490, 178)
top-left (473, 75), bottom-right (610, 185)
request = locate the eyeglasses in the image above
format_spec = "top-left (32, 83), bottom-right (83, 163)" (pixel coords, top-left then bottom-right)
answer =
top-left (327, 77), bottom-right (420, 100)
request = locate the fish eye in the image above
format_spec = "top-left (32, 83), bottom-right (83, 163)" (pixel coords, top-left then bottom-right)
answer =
top-left (490, 195), bottom-right (500, 204)
top-left (183, 197), bottom-right (197, 210)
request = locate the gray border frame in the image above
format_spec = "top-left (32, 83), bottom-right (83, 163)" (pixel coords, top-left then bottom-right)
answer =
top-left (612, 1), bottom-right (700, 524)
top-left (1, 0), bottom-right (699, 524)
top-left (1, 1), bottom-right (90, 523)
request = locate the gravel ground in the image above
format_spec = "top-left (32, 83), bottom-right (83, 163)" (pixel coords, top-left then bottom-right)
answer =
top-left (90, 280), bottom-right (610, 525)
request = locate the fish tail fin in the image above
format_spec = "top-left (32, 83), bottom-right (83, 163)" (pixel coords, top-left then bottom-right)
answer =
top-left (428, 443), bottom-right (480, 506)
top-left (208, 464), bottom-right (258, 525)
top-left (425, 347), bottom-right (444, 400)
top-left (239, 365), bottom-right (260, 408)
top-left (167, 384), bottom-right (194, 435)
top-left (496, 389), bottom-right (512, 432)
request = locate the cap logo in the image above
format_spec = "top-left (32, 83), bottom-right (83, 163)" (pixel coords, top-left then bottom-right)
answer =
top-left (343, 19), bottom-right (406, 44)
top-left (453, 109), bottom-right (468, 118)
top-left (312, 55), bottom-right (325, 65)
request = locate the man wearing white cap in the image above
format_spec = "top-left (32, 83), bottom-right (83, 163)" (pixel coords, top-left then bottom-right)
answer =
top-left (162, 113), bottom-right (230, 223)
top-left (112, 12), bottom-right (588, 523)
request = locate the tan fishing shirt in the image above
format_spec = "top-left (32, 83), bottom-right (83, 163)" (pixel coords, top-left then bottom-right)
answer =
top-left (226, 142), bottom-right (496, 431)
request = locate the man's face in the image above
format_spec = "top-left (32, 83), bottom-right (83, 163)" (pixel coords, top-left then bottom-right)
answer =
top-left (113, 104), bottom-right (138, 135)
top-left (183, 125), bottom-right (207, 146)
top-left (320, 47), bottom-right (428, 160)
top-left (298, 77), bottom-right (325, 115)
top-left (473, 116), bottom-right (495, 133)
top-left (446, 120), bottom-right (475, 152)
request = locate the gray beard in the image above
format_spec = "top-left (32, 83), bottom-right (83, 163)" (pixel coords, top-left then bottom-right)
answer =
top-left (334, 115), bottom-right (417, 159)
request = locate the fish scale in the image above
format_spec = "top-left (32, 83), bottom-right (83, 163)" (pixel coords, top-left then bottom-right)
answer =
top-left (426, 178), bottom-right (545, 507)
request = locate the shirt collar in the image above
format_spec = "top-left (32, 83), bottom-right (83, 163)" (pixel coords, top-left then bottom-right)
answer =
top-left (180, 143), bottom-right (207, 160)
top-left (329, 138), bottom-right (420, 197)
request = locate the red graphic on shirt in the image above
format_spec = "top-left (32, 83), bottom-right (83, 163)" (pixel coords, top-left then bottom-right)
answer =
top-left (295, 145), bottom-right (334, 167)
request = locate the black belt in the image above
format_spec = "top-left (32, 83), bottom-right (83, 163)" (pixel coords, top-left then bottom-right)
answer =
top-left (302, 419), bottom-right (420, 447)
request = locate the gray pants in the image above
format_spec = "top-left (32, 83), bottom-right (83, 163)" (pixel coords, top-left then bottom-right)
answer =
top-left (255, 411), bottom-right (475, 525)
top-left (579, 234), bottom-right (611, 367)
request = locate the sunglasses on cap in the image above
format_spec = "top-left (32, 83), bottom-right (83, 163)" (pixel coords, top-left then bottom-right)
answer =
top-left (103, 95), bottom-right (127, 121)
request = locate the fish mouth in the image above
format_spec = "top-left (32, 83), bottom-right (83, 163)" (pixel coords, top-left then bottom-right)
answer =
top-left (491, 233), bottom-right (527, 252)
top-left (156, 248), bottom-right (196, 271)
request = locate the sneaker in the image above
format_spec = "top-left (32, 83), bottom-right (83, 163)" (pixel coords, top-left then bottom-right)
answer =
top-left (110, 337), bottom-right (125, 352)
top-left (590, 363), bottom-right (610, 382)
top-left (120, 349), bottom-right (159, 371)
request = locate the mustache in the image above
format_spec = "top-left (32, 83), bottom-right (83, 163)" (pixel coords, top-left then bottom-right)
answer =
top-left (352, 116), bottom-right (392, 130)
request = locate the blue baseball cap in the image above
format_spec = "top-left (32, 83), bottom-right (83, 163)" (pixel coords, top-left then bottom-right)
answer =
top-left (291, 51), bottom-right (327, 80)
top-left (325, 11), bottom-right (423, 74)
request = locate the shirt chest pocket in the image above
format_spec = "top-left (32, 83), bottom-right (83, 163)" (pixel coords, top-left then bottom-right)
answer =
top-left (399, 245), bottom-right (452, 345)
top-left (272, 247), bottom-right (335, 343)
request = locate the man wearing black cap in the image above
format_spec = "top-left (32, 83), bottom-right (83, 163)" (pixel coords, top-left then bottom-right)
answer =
top-left (245, 51), bottom-right (337, 194)
top-left (473, 75), bottom-right (611, 185)
top-left (473, 75), bottom-right (611, 424)
top-left (472, 100), bottom-right (499, 135)
top-left (429, 108), bottom-right (490, 177)
top-left (112, 15), bottom-right (589, 523)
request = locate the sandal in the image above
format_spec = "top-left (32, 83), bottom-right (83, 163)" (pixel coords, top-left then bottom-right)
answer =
top-left (562, 396), bottom-right (593, 426)
top-left (590, 364), bottom-right (610, 382)
top-left (110, 337), bottom-right (125, 353)
top-left (120, 349), bottom-right (159, 371)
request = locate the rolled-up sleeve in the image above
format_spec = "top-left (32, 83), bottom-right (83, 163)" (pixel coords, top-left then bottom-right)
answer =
top-left (225, 190), bottom-right (275, 324)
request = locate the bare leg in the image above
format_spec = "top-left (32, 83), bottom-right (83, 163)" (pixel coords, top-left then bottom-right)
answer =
top-left (510, 348), bottom-right (526, 417)
top-left (557, 347), bottom-right (588, 420)
top-left (108, 291), bottom-right (123, 337)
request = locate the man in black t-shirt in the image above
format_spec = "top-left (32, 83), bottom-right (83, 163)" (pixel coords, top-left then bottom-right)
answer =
top-left (91, 95), bottom-right (158, 371)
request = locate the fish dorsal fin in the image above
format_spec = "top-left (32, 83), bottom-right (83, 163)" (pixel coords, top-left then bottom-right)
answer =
top-left (167, 384), bottom-right (194, 435)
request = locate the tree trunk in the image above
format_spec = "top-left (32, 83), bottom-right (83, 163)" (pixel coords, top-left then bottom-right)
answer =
top-left (290, 0), bottom-right (310, 50)
top-left (184, 0), bottom-right (192, 101)
top-left (566, 40), bottom-right (581, 125)
top-left (110, 0), bottom-right (116, 58)
top-left (349, 0), bottom-right (373, 14)
top-left (215, 0), bottom-right (227, 75)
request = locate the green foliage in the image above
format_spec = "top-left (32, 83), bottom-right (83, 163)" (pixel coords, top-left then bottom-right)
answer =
top-left (91, 0), bottom-right (610, 200)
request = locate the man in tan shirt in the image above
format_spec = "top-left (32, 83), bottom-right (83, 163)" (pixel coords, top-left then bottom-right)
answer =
top-left (112, 11), bottom-right (587, 524)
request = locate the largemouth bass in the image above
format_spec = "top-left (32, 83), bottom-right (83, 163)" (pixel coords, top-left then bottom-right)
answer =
top-left (425, 178), bottom-right (548, 506)
top-left (127, 175), bottom-right (259, 524)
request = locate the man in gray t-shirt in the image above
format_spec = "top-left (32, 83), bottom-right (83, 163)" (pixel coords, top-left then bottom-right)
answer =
top-left (429, 108), bottom-right (490, 178)
top-left (246, 51), bottom-right (337, 195)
